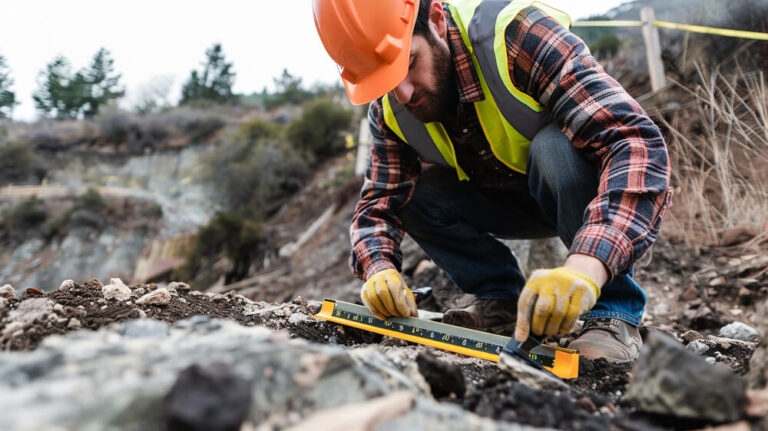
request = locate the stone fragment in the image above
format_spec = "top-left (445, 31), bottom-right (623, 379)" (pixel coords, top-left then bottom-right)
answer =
top-left (168, 281), bottom-right (190, 292)
top-left (287, 391), bottom-right (413, 431)
top-left (719, 322), bottom-right (760, 343)
top-left (67, 318), bottom-right (81, 329)
top-left (136, 289), bottom-right (171, 306)
top-left (416, 352), bottom-right (466, 398)
top-left (497, 351), bottom-right (568, 391)
top-left (102, 283), bottom-right (132, 301)
top-left (133, 287), bottom-right (146, 296)
top-left (0, 284), bottom-right (17, 300)
top-left (21, 287), bottom-right (45, 300)
top-left (626, 332), bottom-right (746, 423)
top-left (686, 339), bottom-right (710, 355)
top-left (747, 299), bottom-right (768, 389)
top-left (58, 280), bottom-right (75, 291)
top-left (681, 330), bottom-right (704, 344)
top-left (681, 285), bottom-right (699, 301)
top-left (165, 363), bottom-right (253, 431)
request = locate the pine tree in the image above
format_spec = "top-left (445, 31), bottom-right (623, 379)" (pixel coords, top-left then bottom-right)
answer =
top-left (32, 48), bottom-right (125, 119)
top-left (180, 44), bottom-right (237, 105)
top-left (82, 48), bottom-right (125, 117)
top-left (0, 54), bottom-right (17, 119)
top-left (32, 56), bottom-right (85, 119)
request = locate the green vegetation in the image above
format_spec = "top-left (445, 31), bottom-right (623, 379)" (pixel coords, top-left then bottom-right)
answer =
top-left (0, 141), bottom-right (46, 185)
top-left (204, 121), bottom-right (309, 211)
top-left (33, 48), bottom-right (125, 119)
top-left (0, 196), bottom-right (47, 236)
top-left (0, 53), bottom-right (16, 119)
top-left (287, 98), bottom-right (353, 160)
top-left (180, 44), bottom-right (237, 106)
top-left (180, 208), bottom-right (266, 284)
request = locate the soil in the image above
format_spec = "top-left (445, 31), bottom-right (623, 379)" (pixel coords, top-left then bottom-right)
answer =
top-left (1, 235), bottom-right (765, 430)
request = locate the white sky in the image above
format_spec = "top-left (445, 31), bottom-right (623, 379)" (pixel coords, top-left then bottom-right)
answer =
top-left (0, 0), bottom-right (629, 121)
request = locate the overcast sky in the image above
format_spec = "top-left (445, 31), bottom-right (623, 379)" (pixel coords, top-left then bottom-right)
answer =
top-left (0, 0), bottom-right (629, 121)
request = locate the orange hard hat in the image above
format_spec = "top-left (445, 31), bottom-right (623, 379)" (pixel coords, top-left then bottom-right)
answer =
top-left (312, 0), bottom-right (420, 105)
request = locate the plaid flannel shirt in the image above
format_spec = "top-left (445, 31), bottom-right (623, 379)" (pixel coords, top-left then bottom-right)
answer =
top-left (349, 6), bottom-right (673, 281)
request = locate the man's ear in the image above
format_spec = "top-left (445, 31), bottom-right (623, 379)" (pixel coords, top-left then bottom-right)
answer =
top-left (428, 0), bottom-right (447, 41)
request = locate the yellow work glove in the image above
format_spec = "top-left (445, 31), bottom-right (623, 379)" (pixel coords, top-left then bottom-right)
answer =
top-left (361, 268), bottom-right (418, 320)
top-left (515, 267), bottom-right (601, 342)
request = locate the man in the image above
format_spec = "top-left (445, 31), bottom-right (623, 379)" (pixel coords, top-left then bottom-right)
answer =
top-left (312, 0), bottom-right (672, 361)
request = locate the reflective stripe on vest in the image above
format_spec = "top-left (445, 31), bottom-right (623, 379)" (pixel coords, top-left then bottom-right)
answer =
top-left (382, 0), bottom-right (570, 181)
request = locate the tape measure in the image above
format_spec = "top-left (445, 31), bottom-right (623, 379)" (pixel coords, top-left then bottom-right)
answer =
top-left (315, 299), bottom-right (580, 379)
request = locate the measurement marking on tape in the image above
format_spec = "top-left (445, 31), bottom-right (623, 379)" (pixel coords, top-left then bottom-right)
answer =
top-left (330, 305), bottom-right (506, 356)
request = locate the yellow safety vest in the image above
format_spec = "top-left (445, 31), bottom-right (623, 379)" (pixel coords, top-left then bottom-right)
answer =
top-left (382, 0), bottom-right (571, 181)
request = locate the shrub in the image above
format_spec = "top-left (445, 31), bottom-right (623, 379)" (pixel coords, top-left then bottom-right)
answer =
top-left (1, 196), bottom-right (47, 236)
top-left (237, 118), bottom-right (283, 141)
top-left (74, 188), bottom-right (107, 213)
top-left (205, 131), bottom-right (310, 210)
top-left (182, 208), bottom-right (266, 283)
top-left (0, 141), bottom-right (46, 185)
top-left (287, 98), bottom-right (353, 160)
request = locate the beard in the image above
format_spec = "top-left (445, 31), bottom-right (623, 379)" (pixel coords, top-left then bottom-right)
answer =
top-left (404, 37), bottom-right (457, 123)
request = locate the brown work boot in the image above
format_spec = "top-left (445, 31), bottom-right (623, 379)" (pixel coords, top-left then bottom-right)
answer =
top-left (442, 298), bottom-right (517, 335)
top-left (568, 318), bottom-right (642, 362)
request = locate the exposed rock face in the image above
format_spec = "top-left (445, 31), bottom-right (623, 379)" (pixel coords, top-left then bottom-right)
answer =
top-left (626, 331), bottom-right (747, 423)
top-left (0, 317), bottom-right (527, 430)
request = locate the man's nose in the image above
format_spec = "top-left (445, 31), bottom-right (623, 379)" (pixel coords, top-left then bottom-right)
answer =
top-left (392, 79), bottom-right (414, 105)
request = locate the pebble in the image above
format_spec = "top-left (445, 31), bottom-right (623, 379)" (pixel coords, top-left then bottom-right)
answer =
top-left (175, 297), bottom-right (188, 304)
top-left (102, 283), bottom-right (132, 301)
top-left (686, 339), bottom-right (710, 355)
top-left (705, 357), bottom-right (716, 364)
top-left (53, 304), bottom-right (64, 312)
top-left (0, 284), bottom-right (17, 300)
top-left (681, 330), bottom-right (704, 343)
top-left (719, 322), bottom-right (760, 343)
top-left (681, 285), bottom-right (699, 301)
top-left (67, 318), bottom-right (82, 329)
top-left (59, 280), bottom-right (76, 291)
top-left (133, 287), bottom-right (146, 296)
top-left (21, 287), bottom-right (45, 300)
top-left (168, 281), bottom-right (190, 292)
top-left (136, 289), bottom-right (171, 306)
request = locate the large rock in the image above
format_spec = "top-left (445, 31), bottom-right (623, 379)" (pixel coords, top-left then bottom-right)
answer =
top-left (748, 299), bottom-right (768, 389)
top-left (626, 331), bottom-right (746, 423)
top-left (0, 316), bottom-right (520, 430)
top-left (720, 322), bottom-right (760, 343)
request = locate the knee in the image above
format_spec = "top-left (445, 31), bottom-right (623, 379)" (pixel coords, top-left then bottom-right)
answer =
top-left (528, 124), bottom-right (597, 198)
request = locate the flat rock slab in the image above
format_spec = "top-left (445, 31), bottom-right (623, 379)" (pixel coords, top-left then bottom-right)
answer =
top-left (0, 316), bottom-right (526, 431)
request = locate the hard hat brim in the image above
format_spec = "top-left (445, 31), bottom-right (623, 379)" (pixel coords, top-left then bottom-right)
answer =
top-left (340, 2), bottom-right (418, 106)
top-left (342, 45), bottom-right (411, 105)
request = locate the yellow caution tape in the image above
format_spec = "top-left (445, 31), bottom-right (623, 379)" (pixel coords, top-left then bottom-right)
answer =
top-left (653, 20), bottom-right (768, 41)
top-left (572, 19), bottom-right (768, 41)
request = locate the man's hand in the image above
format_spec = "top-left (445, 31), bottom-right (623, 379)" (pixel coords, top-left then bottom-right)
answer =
top-left (515, 267), bottom-right (601, 342)
top-left (361, 268), bottom-right (418, 320)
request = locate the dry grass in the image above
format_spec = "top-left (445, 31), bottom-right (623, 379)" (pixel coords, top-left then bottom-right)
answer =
top-left (658, 64), bottom-right (768, 247)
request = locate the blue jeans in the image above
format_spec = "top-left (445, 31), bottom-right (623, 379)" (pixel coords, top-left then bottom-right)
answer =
top-left (397, 124), bottom-right (646, 326)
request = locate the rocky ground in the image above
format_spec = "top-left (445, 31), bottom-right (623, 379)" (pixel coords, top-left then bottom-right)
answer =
top-left (1, 249), bottom-right (767, 430)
